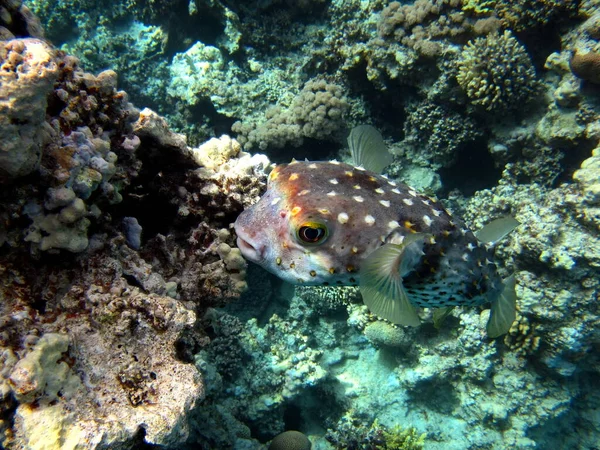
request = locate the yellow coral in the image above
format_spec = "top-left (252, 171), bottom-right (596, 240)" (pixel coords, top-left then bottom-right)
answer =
top-left (462, 0), bottom-right (497, 14)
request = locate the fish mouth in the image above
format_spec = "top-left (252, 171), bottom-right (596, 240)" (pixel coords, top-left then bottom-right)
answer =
top-left (235, 232), bottom-right (265, 263)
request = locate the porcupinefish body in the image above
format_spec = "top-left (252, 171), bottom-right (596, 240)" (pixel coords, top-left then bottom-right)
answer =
top-left (234, 126), bottom-right (517, 337)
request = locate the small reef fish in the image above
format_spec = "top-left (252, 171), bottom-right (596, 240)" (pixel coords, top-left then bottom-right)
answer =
top-left (234, 125), bottom-right (517, 337)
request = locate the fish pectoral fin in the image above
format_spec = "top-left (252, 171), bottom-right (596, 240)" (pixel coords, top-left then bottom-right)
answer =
top-left (359, 236), bottom-right (428, 327)
top-left (486, 274), bottom-right (517, 338)
top-left (433, 306), bottom-right (455, 329)
top-left (475, 216), bottom-right (520, 244)
top-left (348, 125), bottom-right (393, 173)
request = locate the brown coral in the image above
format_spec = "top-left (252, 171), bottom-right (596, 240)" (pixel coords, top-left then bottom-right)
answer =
top-left (570, 50), bottom-right (600, 84)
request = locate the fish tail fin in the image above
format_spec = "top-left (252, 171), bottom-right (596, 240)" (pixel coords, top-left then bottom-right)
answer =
top-left (359, 234), bottom-right (429, 326)
top-left (348, 125), bottom-right (393, 173)
top-left (486, 274), bottom-right (517, 338)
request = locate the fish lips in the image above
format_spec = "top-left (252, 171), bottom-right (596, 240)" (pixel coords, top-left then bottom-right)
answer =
top-left (234, 226), bottom-right (265, 264)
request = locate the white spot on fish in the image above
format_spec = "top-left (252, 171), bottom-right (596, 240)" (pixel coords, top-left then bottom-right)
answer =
top-left (353, 196), bottom-right (364, 203)
top-left (364, 215), bottom-right (375, 225)
top-left (327, 191), bottom-right (337, 197)
top-left (409, 190), bottom-right (417, 197)
top-left (388, 220), bottom-right (400, 230)
top-left (389, 234), bottom-right (405, 245)
top-left (330, 160), bottom-right (340, 165)
top-left (308, 163), bottom-right (318, 169)
top-left (329, 179), bottom-right (339, 185)
top-left (353, 185), bottom-right (361, 190)
top-left (429, 236), bottom-right (436, 244)
top-left (375, 188), bottom-right (385, 194)
top-left (423, 215), bottom-right (433, 227)
top-left (485, 243), bottom-right (494, 251)
top-left (421, 199), bottom-right (431, 206)
top-left (297, 189), bottom-right (310, 196)
top-left (485, 259), bottom-right (494, 265)
top-left (403, 198), bottom-right (414, 206)
top-left (462, 253), bottom-right (469, 262)
top-left (391, 188), bottom-right (401, 194)
top-left (467, 242), bottom-right (476, 251)
top-left (356, 166), bottom-right (366, 171)
top-left (271, 197), bottom-right (281, 205)
top-left (460, 228), bottom-right (468, 236)
top-left (388, 180), bottom-right (397, 186)
top-left (379, 200), bottom-right (391, 207)
top-left (338, 212), bottom-right (349, 224)
top-left (432, 209), bottom-right (442, 217)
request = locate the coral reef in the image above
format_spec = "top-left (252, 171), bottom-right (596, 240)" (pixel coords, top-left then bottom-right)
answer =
top-left (233, 77), bottom-right (349, 151)
top-left (456, 31), bottom-right (539, 112)
top-left (2, 0), bottom-right (600, 448)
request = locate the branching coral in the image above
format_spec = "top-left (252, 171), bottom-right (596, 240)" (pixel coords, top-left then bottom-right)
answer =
top-left (456, 30), bottom-right (539, 112)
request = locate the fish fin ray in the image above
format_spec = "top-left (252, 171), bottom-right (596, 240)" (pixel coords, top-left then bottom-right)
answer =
top-left (359, 238), bottom-right (427, 326)
top-left (348, 125), bottom-right (393, 173)
top-left (486, 274), bottom-right (517, 338)
top-left (475, 216), bottom-right (520, 244)
top-left (433, 306), bottom-right (454, 329)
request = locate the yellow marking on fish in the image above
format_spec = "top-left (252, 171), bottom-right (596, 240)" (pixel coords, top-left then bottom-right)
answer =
top-left (329, 267), bottom-right (336, 274)
top-left (346, 265), bottom-right (356, 272)
top-left (297, 189), bottom-right (310, 196)
top-left (276, 257), bottom-right (282, 265)
top-left (290, 262), bottom-right (296, 268)
top-left (310, 270), bottom-right (317, 277)
top-left (270, 170), bottom-right (279, 181)
top-left (289, 173), bottom-right (299, 181)
top-left (345, 171), bottom-right (354, 177)
top-left (291, 206), bottom-right (302, 216)
top-left (369, 176), bottom-right (377, 182)
top-left (442, 230), bottom-right (451, 237)
top-left (353, 184), bottom-right (361, 190)
top-left (318, 208), bottom-right (330, 215)
top-left (351, 246), bottom-right (359, 254)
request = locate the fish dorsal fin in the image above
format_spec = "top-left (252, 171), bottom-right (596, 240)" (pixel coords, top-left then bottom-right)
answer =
top-left (359, 234), bottom-right (429, 326)
top-left (486, 274), bottom-right (517, 338)
top-left (475, 216), bottom-right (520, 244)
top-left (348, 125), bottom-right (393, 173)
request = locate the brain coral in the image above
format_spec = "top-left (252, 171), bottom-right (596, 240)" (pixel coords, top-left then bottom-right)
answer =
top-left (456, 30), bottom-right (538, 112)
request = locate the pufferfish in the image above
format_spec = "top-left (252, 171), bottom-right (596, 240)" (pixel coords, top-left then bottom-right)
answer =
top-left (234, 125), bottom-right (517, 337)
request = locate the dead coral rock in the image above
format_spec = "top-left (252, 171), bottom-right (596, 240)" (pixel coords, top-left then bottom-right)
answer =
top-left (0, 38), bottom-right (58, 181)
top-left (569, 50), bottom-right (600, 84)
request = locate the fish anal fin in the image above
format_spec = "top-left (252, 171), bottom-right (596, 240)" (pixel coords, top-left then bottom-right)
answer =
top-left (433, 306), bottom-right (455, 329)
top-left (475, 216), bottom-right (520, 244)
top-left (486, 274), bottom-right (517, 338)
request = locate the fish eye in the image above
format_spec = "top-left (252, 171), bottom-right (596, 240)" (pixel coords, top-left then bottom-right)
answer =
top-left (297, 222), bottom-right (329, 245)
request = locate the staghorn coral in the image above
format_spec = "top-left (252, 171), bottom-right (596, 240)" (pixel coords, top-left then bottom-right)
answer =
top-left (456, 30), bottom-right (539, 112)
top-left (232, 77), bottom-right (349, 151)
